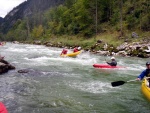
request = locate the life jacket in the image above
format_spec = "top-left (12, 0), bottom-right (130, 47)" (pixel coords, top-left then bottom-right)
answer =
top-left (62, 49), bottom-right (68, 54)
top-left (73, 48), bottom-right (78, 53)
top-left (145, 69), bottom-right (150, 77)
top-left (107, 60), bottom-right (117, 66)
top-left (146, 69), bottom-right (150, 87)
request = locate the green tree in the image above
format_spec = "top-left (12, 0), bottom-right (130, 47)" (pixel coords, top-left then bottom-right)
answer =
top-left (31, 25), bottom-right (44, 39)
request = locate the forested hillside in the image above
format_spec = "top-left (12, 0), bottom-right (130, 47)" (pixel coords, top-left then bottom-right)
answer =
top-left (0, 0), bottom-right (65, 34)
top-left (0, 0), bottom-right (149, 42)
top-left (0, 17), bottom-right (3, 23)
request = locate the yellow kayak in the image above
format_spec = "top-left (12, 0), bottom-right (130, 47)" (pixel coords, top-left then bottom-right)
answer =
top-left (61, 51), bottom-right (81, 57)
top-left (141, 78), bottom-right (150, 101)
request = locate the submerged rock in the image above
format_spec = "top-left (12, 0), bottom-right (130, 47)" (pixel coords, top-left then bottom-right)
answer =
top-left (18, 69), bottom-right (29, 73)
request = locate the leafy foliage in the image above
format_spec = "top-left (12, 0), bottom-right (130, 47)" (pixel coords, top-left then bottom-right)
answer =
top-left (1, 0), bottom-right (150, 41)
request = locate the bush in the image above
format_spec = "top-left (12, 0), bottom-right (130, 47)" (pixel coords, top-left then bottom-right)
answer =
top-left (141, 15), bottom-right (150, 31)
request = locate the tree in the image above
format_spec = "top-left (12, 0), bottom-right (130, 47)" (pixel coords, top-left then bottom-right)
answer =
top-left (31, 25), bottom-right (44, 39)
top-left (119, 0), bottom-right (123, 36)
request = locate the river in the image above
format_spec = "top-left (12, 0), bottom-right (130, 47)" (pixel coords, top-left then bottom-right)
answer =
top-left (0, 43), bottom-right (150, 113)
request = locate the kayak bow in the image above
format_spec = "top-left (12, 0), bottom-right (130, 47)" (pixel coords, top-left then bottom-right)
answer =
top-left (141, 78), bottom-right (150, 101)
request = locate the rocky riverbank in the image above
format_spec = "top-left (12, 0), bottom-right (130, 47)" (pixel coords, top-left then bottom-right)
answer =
top-left (93, 41), bottom-right (150, 58)
top-left (17, 39), bottom-right (150, 58)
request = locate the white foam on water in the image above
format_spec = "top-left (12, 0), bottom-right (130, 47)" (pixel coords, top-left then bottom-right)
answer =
top-left (24, 56), bottom-right (53, 66)
top-left (3, 43), bottom-right (147, 73)
top-left (24, 54), bottom-right (97, 66)
top-left (67, 80), bottom-right (113, 94)
top-left (5, 47), bottom-right (27, 53)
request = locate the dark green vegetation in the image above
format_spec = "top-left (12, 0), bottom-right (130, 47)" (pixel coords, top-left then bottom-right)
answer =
top-left (0, 0), bottom-right (150, 47)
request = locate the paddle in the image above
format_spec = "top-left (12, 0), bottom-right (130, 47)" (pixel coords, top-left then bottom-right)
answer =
top-left (111, 79), bottom-right (137, 87)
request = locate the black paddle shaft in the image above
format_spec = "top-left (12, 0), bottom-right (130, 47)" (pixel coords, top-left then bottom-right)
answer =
top-left (111, 81), bottom-right (126, 87)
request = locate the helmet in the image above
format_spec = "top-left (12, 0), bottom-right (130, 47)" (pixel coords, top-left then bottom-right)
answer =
top-left (146, 61), bottom-right (150, 65)
top-left (111, 57), bottom-right (115, 60)
top-left (78, 47), bottom-right (81, 50)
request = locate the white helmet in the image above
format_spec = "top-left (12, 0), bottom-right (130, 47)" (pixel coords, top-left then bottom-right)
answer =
top-left (111, 57), bottom-right (115, 60)
top-left (78, 47), bottom-right (81, 50)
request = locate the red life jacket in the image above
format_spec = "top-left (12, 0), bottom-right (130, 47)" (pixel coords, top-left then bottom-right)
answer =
top-left (73, 48), bottom-right (78, 53)
top-left (61, 49), bottom-right (68, 55)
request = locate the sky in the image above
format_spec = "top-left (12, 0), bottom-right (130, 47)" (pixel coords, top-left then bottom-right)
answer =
top-left (0, 0), bottom-right (27, 18)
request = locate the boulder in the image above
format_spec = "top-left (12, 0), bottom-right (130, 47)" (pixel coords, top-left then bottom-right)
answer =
top-left (116, 51), bottom-right (128, 57)
top-left (96, 50), bottom-right (110, 56)
top-left (117, 42), bottom-right (128, 51)
top-left (18, 69), bottom-right (29, 73)
top-left (0, 60), bottom-right (15, 74)
top-left (131, 32), bottom-right (139, 38)
top-left (144, 46), bottom-right (150, 53)
top-left (97, 40), bottom-right (103, 43)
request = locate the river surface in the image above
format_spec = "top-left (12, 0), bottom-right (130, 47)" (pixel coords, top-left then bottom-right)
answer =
top-left (0, 43), bottom-right (150, 113)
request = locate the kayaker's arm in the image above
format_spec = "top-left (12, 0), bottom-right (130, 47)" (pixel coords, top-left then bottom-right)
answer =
top-left (106, 62), bottom-right (111, 65)
top-left (137, 70), bottom-right (147, 80)
top-left (107, 61), bottom-right (117, 66)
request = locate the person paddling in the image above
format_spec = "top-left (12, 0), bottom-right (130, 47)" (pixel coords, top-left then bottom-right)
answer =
top-left (137, 61), bottom-right (150, 87)
top-left (60, 47), bottom-right (68, 55)
top-left (73, 46), bottom-right (81, 53)
top-left (106, 57), bottom-right (117, 66)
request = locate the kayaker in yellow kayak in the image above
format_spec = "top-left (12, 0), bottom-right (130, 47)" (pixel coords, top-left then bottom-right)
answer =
top-left (137, 61), bottom-right (150, 87)
top-left (60, 47), bottom-right (68, 55)
top-left (106, 57), bottom-right (117, 66)
top-left (73, 46), bottom-right (81, 53)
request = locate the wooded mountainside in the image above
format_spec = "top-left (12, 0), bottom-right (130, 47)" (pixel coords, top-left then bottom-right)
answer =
top-left (0, 0), bottom-right (149, 41)
top-left (0, 17), bottom-right (3, 23)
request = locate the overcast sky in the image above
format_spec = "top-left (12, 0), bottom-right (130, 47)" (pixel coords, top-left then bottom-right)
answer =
top-left (0, 0), bottom-right (27, 18)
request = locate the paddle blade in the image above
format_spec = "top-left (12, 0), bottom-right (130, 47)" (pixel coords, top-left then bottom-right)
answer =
top-left (111, 81), bottom-right (126, 87)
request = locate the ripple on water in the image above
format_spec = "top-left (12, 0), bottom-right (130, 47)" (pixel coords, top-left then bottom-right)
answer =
top-left (66, 80), bottom-right (116, 94)
top-left (1, 43), bottom-right (150, 113)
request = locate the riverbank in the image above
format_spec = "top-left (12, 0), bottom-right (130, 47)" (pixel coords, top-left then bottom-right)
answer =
top-left (15, 31), bottom-right (150, 58)
top-left (17, 40), bottom-right (150, 58)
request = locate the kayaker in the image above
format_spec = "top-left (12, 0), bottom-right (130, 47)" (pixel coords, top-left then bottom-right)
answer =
top-left (137, 61), bottom-right (150, 87)
top-left (73, 47), bottom-right (78, 53)
top-left (60, 47), bottom-right (68, 55)
top-left (106, 57), bottom-right (117, 66)
top-left (73, 46), bottom-right (81, 53)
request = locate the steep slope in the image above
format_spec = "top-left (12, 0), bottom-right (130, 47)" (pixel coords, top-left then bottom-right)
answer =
top-left (1, 0), bottom-right (65, 33)
top-left (0, 17), bottom-right (3, 23)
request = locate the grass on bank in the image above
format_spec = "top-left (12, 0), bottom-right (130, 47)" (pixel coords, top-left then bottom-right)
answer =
top-left (26, 30), bottom-right (150, 51)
